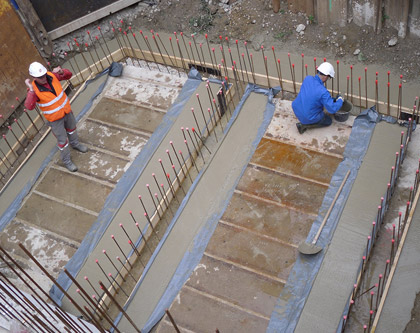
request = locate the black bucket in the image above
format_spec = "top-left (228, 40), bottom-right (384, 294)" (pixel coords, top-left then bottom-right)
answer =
top-left (334, 100), bottom-right (353, 122)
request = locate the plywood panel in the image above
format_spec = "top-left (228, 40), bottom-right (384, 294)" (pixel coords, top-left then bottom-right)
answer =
top-left (0, 0), bottom-right (43, 126)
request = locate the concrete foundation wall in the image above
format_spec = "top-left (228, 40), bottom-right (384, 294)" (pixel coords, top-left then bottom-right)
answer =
top-left (352, 0), bottom-right (376, 27)
top-left (408, 1), bottom-right (420, 37)
top-left (288, 0), bottom-right (420, 38)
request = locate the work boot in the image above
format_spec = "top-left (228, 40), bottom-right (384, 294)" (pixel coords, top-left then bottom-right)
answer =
top-left (296, 122), bottom-right (307, 134)
top-left (64, 161), bottom-right (78, 172)
top-left (72, 143), bottom-right (88, 153)
top-left (68, 131), bottom-right (88, 153)
top-left (60, 145), bottom-right (78, 172)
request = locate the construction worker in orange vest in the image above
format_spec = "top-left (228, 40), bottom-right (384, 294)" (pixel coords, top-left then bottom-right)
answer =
top-left (25, 62), bottom-right (87, 172)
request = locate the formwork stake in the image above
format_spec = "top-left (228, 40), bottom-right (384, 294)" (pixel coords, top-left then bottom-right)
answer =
top-left (165, 309), bottom-right (181, 333)
top-left (187, 128), bottom-right (204, 163)
top-left (156, 33), bottom-right (175, 67)
top-left (18, 244), bottom-right (95, 333)
top-left (175, 37), bottom-right (187, 72)
top-left (195, 95), bottom-right (210, 138)
top-left (182, 135), bottom-right (198, 173)
top-left (67, 42), bottom-right (85, 81)
top-left (146, 183), bottom-right (162, 220)
top-left (2, 134), bottom-right (17, 158)
top-left (192, 128), bottom-right (211, 154)
top-left (170, 141), bottom-right (191, 182)
top-left (116, 256), bottom-right (137, 282)
top-left (235, 40), bottom-right (245, 81)
top-left (135, 216), bottom-right (153, 252)
top-left (111, 235), bottom-right (133, 269)
top-left (180, 32), bottom-right (191, 64)
top-left (87, 31), bottom-right (105, 70)
top-left (205, 34), bottom-right (217, 74)
top-left (261, 46), bottom-right (270, 88)
top-left (151, 32), bottom-right (171, 73)
top-left (99, 281), bottom-right (141, 333)
top-left (110, 22), bottom-right (126, 63)
top-left (122, 30), bottom-right (141, 67)
top-left (188, 41), bottom-right (198, 69)
top-left (75, 40), bottom-right (93, 75)
top-left (98, 26), bottom-right (114, 63)
top-left (153, 172), bottom-right (172, 213)
top-left (250, 53), bottom-right (256, 84)
top-left (337, 60), bottom-right (340, 93)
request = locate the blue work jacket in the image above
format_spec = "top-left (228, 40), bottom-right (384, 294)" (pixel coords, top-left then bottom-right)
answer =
top-left (292, 75), bottom-right (343, 124)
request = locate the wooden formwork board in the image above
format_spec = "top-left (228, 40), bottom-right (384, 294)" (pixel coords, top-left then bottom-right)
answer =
top-left (0, 1), bottom-right (43, 126)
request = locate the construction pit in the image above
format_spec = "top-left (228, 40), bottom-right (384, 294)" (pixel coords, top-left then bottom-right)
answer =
top-left (0, 29), bottom-right (420, 333)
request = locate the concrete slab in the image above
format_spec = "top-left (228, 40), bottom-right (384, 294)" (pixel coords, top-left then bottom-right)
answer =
top-left (89, 97), bottom-right (164, 134)
top-left (104, 76), bottom-right (183, 110)
top-left (252, 137), bottom-right (342, 185)
top-left (375, 207), bottom-right (420, 332)
top-left (237, 166), bottom-right (329, 215)
top-left (0, 64), bottom-right (187, 302)
top-left (223, 192), bottom-right (315, 246)
top-left (35, 168), bottom-right (113, 213)
top-left (114, 90), bottom-right (270, 331)
top-left (157, 97), bottom-right (352, 332)
top-left (206, 223), bottom-right (297, 281)
top-left (185, 254), bottom-right (284, 318)
top-left (16, 193), bottom-right (97, 243)
top-left (266, 99), bottom-right (353, 156)
top-left (295, 122), bottom-right (403, 332)
top-left (58, 148), bottom-right (130, 183)
top-left (77, 119), bottom-right (149, 158)
top-left (159, 286), bottom-right (269, 332)
top-left (0, 220), bottom-right (76, 273)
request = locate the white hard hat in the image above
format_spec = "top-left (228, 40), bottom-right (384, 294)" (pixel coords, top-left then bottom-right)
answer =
top-left (29, 62), bottom-right (47, 77)
top-left (317, 62), bottom-right (335, 78)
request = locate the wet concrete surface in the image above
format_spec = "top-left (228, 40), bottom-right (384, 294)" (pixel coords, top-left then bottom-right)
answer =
top-left (89, 97), bottom-right (164, 134)
top-left (0, 64), bottom-right (186, 295)
top-left (295, 122), bottom-right (403, 332)
top-left (34, 168), bottom-right (113, 213)
top-left (375, 199), bottom-right (420, 332)
top-left (157, 100), bottom-right (349, 332)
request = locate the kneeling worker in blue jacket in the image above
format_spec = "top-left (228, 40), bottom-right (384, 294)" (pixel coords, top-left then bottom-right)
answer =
top-left (292, 62), bottom-right (344, 134)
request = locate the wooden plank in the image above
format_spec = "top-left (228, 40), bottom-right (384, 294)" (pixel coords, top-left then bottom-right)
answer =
top-left (14, 0), bottom-right (52, 57)
top-left (0, 0), bottom-right (43, 126)
top-left (45, 0), bottom-right (141, 40)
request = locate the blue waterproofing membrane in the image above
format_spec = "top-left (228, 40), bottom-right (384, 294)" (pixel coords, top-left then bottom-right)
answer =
top-left (267, 107), bottom-right (398, 332)
top-left (0, 64), bottom-right (118, 233)
top-left (111, 83), bottom-right (281, 332)
top-left (50, 68), bottom-right (203, 304)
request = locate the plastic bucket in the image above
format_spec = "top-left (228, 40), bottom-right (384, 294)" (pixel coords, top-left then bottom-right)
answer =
top-left (334, 100), bottom-right (353, 122)
top-left (334, 110), bottom-right (350, 122)
top-left (339, 99), bottom-right (353, 112)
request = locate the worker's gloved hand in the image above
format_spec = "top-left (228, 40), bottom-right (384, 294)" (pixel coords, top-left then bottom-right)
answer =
top-left (334, 94), bottom-right (344, 102)
top-left (52, 66), bottom-right (64, 75)
top-left (24, 79), bottom-right (33, 91)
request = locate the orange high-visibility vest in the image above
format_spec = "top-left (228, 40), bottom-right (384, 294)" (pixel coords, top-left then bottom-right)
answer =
top-left (32, 72), bottom-right (71, 122)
